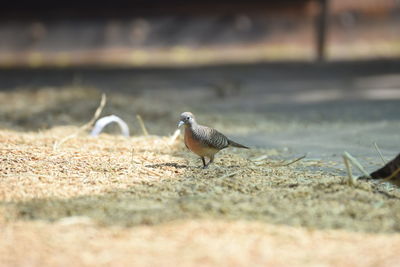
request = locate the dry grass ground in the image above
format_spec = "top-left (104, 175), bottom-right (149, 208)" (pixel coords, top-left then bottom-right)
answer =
top-left (1, 128), bottom-right (400, 266)
top-left (2, 220), bottom-right (400, 267)
top-left (1, 87), bottom-right (400, 266)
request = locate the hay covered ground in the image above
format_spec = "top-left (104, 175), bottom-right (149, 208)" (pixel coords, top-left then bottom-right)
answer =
top-left (1, 125), bottom-right (400, 266)
top-left (1, 65), bottom-right (400, 266)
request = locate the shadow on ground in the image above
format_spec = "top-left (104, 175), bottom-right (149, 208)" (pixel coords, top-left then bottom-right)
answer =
top-left (3, 157), bottom-right (400, 233)
top-left (1, 60), bottom-right (400, 128)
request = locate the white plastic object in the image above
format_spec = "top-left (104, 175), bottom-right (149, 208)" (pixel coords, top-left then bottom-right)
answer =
top-left (90, 115), bottom-right (130, 137)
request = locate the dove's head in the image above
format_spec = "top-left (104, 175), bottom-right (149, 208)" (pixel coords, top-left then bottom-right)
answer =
top-left (178, 112), bottom-right (196, 128)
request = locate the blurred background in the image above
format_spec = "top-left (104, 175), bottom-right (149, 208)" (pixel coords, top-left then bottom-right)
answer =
top-left (1, 0), bottom-right (400, 66)
top-left (0, 0), bottom-right (399, 162)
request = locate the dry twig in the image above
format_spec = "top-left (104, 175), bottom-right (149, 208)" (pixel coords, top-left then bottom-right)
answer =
top-left (342, 151), bottom-right (371, 185)
top-left (219, 171), bottom-right (240, 179)
top-left (373, 142), bottom-right (386, 165)
top-left (281, 155), bottom-right (306, 167)
top-left (53, 93), bottom-right (106, 151)
top-left (168, 129), bottom-right (181, 145)
top-left (251, 155), bottom-right (268, 162)
top-left (136, 114), bottom-right (149, 136)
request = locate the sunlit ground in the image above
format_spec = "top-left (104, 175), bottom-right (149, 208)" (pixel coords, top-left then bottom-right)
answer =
top-left (1, 67), bottom-right (400, 264)
top-left (1, 125), bottom-right (400, 266)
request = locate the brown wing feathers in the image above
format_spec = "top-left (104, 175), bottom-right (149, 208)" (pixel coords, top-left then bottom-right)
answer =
top-left (204, 128), bottom-right (229, 150)
top-left (193, 125), bottom-right (248, 150)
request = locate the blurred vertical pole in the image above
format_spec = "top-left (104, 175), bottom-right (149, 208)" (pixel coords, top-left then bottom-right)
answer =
top-left (315, 0), bottom-right (329, 62)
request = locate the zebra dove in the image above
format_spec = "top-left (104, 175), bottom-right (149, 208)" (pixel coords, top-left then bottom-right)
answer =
top-left (177, 112), bottom-right (249, 168)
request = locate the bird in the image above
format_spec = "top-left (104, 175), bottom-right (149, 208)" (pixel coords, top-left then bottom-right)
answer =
top-left (177, 112), bottom-right (249, 168)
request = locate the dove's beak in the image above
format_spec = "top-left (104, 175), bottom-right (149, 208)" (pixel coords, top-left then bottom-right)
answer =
top-left (177, 120), bottom-right (184, 128)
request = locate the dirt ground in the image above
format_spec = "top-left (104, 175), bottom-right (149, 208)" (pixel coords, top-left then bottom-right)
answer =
top-left (1, 62), bottom-right (400, 266)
